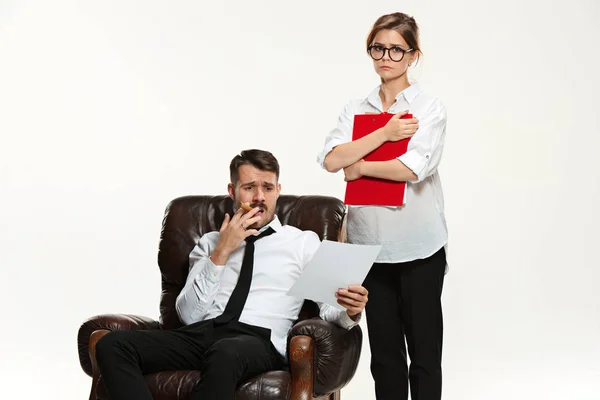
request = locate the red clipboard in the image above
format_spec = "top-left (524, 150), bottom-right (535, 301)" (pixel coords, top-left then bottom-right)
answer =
top-left (344, 112), bottom-right (412, 206)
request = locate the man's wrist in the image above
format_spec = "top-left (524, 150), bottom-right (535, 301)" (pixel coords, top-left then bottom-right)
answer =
top-left (347, 311), bottom-right (360, 321)
top-left (210, 247), bottom-right (229, 266)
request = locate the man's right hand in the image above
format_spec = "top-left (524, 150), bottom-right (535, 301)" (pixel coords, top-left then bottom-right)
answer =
top-left (210, 205), bottom-right (262, 265)
top-left (382, 110), bottom-right (419, 142)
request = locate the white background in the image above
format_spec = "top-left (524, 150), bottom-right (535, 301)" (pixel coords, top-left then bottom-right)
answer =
top-left (1, 1), bottom-right (599, 399)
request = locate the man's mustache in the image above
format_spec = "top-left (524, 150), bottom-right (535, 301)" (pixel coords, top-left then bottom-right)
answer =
top-left (250, 203), bottom-right (267, 211)
top-left (238, 202), bottom-right (268, 212)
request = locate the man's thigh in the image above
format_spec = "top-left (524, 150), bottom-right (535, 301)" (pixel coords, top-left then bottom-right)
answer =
top-left (202, 334), bottom-right (283, 381)
top-left (97, 328), bottom-right (211, 374)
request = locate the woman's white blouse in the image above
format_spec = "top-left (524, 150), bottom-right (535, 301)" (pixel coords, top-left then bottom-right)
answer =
top-left (317, 83), bottom-right (449, 263)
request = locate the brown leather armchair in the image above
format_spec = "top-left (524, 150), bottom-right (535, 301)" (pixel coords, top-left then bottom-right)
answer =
top-left (77, 194), bottom-right (362, 400)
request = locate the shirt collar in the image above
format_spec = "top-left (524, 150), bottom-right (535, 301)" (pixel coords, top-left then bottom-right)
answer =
top-left (366, 82), bottom-right (422, 111)
top-left (401, 82), bottom-right (421, 103)
top-left (256, 215), bottom-right (282, 234)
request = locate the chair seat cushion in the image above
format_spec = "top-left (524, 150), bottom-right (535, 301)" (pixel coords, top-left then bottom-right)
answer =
top-left (96, 369), bottom-right (291, 400)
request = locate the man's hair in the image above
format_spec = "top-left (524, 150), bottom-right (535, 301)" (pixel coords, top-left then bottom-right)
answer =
top-left (229, 149), bottom-right (280, 185)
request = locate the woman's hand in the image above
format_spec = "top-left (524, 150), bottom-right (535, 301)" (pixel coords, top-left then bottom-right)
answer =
top-left (343, 160), bottom-right (364, 181)
top-left (382, 111), bottom-right (419, 142)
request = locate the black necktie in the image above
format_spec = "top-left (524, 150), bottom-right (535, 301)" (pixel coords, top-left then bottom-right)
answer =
top-left (214, 226), bottom-right (276, 324)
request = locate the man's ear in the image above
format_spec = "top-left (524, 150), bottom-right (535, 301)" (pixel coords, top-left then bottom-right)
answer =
top-left (277, 183), bottom-right (282, 196)
top-left (227, 183), bottom-right (235, 200)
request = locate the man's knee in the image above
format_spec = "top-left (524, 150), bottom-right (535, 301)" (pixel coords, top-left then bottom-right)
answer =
top-left (96, 330), bottom-right (135, 365)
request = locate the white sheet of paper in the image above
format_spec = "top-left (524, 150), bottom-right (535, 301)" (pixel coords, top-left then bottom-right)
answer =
top-left (286, 240), bottom-right (382, 310)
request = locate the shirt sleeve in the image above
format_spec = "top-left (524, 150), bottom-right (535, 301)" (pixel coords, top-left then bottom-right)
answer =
top-left (301, 232), bottom-right (361, 329)
top-left (316, 101), bottom-right (355, 169)
top-left (175, 233), bottom-right (223, 325)
top-left (398, 98), bottom-right (448, 183)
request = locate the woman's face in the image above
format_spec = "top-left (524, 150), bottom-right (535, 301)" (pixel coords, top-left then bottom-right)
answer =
top-left (369, 29), bottom-right (415, 81)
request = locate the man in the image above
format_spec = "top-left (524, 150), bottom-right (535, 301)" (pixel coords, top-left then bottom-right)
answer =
top-left (96, 149), bottom-right (369, 399)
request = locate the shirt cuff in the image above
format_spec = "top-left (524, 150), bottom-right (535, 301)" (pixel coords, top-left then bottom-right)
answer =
top-left (338, 310), bottom-right (361, 329)
top-left (317, 138), bottom-right (345, 169)
top-left (200, 258), bottom-right (225, 283)
top-left (398, 149), bottom-right (430, 182)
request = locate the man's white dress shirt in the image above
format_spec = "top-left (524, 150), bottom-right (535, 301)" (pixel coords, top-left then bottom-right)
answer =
top-left (175, 216), bottom-right (359, 357)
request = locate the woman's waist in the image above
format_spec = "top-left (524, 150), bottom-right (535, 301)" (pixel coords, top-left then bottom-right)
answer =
top-left (346, 208), bottom-right (447, 239)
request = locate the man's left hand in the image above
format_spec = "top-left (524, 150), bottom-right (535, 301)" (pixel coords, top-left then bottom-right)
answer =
top-left (335, 284), bottom-right (368, 320)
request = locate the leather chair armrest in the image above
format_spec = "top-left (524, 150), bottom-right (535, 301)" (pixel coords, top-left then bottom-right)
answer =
top-left (288, 317), bottom-right (362, 397)
top-left (78, 314), bottom-right (160, 377)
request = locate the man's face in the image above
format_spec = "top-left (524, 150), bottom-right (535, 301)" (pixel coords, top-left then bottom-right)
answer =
top-left (228, 164), bottom-right (281, 229)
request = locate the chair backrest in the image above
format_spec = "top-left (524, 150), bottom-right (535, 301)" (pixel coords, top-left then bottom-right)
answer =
top-left (157, 194), bottom-right (346, 329)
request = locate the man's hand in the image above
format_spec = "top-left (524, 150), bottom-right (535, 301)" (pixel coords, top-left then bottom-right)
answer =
top-left (335, 284), bottom-right (368, 320)
top-left (210, 205), bottom-right (262, 265)
top-left (343, 160), bottom-right (364, 182)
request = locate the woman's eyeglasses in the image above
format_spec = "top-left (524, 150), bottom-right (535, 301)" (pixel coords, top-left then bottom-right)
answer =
top-left (368, 45), bottom-right (413, 62)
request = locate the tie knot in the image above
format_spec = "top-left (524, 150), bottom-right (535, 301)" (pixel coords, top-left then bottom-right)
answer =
top-left (246, 226), bottom-right (275, 243)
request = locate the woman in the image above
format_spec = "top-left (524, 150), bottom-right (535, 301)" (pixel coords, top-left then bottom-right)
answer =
top-left (317, 12), bottom-right (448, 400)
